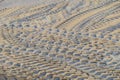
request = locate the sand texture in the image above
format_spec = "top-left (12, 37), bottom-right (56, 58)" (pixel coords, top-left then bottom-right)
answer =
top-left (0, 0), bottom-right (120, 80)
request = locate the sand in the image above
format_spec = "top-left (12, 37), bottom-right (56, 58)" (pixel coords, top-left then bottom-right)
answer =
top-left (0, 0), bottom-right (120, 80)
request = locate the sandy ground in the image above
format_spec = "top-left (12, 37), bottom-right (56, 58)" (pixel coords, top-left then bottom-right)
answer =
top-left (0, 0), bottom-right (120, 80)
